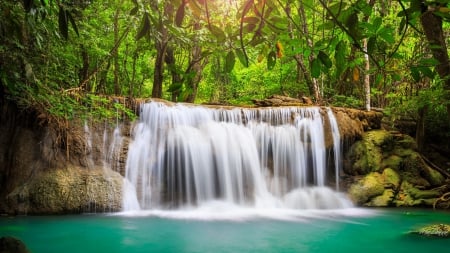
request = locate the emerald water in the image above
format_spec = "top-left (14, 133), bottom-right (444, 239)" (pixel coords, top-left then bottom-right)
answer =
top-left (1, 209), bottom-right (449, 253)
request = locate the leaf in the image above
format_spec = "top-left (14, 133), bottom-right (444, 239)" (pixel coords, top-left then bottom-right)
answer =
top-left (378, 27), bottom-right (395, 44)
top-left (267, 51), bottom-right (276, 70)
top-left (328, 1), bottom-right (347, 15)
top-left (242, 17), bottom-right (260, 24)
top-left (130, 7), bottom-right (139, 16)
top-left (418, 67), bottom-right (434, 79)
top-left (235, 49), bottom-right (248, 67)
top-left (209, 25), bottom-right (226, 42)
top-left (311, 58), bottom-right (321, 78)
top-left (335, 41), bottom-right (346, 77)
top-left (225, 51), bottom-right (236, 73)
top-left (241, 0), bottom-right (254, 18)
top-left (175, 3), bottom-right (185, 27)
top-left (66, 11), bottom-right (79, 37)
top-left (372, 17), bottom-right (382, 31)
top-left (58, 6), bottom-right (68, 40)
top-left (352, 67), bottom-right (360, 81)
top-left (367, 36), bottom-right (376, 54)
top-left (346, 12), bottom-right (360, 39)
top-left (318, 51), bottom-right (332, 69)
top-left (276, 41), bottom-right (283, 58)
top-left (136, 13), bottom-right (151, 40)
top-left (410, 67), bottom-right (420, 82)
top-left (187, 0), bottom-right (203, 18)
top-left (167, 82), bottom-right (183, 92)
top-left (243, 23), bottom-right (257, 33)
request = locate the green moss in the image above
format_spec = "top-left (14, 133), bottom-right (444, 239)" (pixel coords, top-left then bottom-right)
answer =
top-left (367, 189), bottom-right (395, 207)
top-left (382, 168), bottom-right (400, 189)
top-left (411, 224), bottom-right (450, 238)
top-left (395, 135), bottom-right (417, 150)
top-left (348, 172), bottom-right (385, 205)
top-left (421, 166), bottom-right (445, 187)
top-left (409, 187), bottom-right (440, 199)
top-left (381, 156), bottom-right (403, 171)
top-left (392, 148), bottom-right (415, 158)
top-left (366, 130), bottom-right (394, 148)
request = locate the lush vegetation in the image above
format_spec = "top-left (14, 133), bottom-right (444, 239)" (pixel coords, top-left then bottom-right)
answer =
top-left (0, 0), bottom-right (449, 143)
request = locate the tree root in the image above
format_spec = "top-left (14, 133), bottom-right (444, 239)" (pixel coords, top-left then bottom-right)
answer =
top-left (421, 154), bottom-right (450, 178)
top-left (433, 192), bottom-right (450, 210)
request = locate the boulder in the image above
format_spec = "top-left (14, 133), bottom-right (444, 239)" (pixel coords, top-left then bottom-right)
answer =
top-left (410, 224), bottom-right (450, 238)
top-left (346, 130), bottom-right (448, 208)
top-left (0, 236), bottom-right (30, 253)
top-left (5, 166), bottom-right (123, 214)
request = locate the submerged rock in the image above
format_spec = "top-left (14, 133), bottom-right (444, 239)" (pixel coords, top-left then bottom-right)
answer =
top-left (0, 236), bottom-right (30, 253)
top-left (411, 224), bottom-right (450, 238)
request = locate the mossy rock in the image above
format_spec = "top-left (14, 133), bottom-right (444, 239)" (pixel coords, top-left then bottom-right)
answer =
top-left (381, 155), bottom-right (403, 171)
top-left (366, 130), bottom-right (394, 148)
top-left (345, 130), bottom-right (397, 175)
top-left (394, 134), bottom-right (417, 150)
top-left (421, 166), bottom-right (445, 187)
top-left (382, 168), bottom-right (400, 189)
top-left (6, 166), bottom-right (123, 214)
top-left (395, 181), bottom-right (440, 207)
top-left (410, 224), bottom-right (450, 238)
top-left (367, 189), bottom-right (395, 207)
top-left (348, 172), bottom-right (385, 205)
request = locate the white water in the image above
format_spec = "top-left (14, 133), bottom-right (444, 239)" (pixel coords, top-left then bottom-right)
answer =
top-left (123, 102), bottom-right (351, 213)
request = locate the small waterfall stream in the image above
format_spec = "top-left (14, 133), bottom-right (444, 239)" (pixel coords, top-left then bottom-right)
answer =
top-left (123, 101), bottom-right (351, 211)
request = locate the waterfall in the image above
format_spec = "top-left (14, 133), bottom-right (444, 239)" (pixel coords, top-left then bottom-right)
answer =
top-left (123, 101), bottom-right (351, 211)
top-left (327, 108), bottom-right (342, 191)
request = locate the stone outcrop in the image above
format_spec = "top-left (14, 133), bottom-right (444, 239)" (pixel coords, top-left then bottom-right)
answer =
top-left (0, 100), bottom-right (128, 214)
top-left (345, 129), bottom-right (449, 207)
top-left (5, 166), bottom-right (123, 214)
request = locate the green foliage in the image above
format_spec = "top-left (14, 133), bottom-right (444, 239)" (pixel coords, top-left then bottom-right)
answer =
top-left (0, 0), bottom-right (449, 145)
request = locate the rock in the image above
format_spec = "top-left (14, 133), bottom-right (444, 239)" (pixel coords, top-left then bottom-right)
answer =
top-left (410, 224), bottom-right (450, 238)
top-left (5, 166), bottom-right (123, 214)
top-left (348, 172), bottom-right (385, 205)
top-left (382, 168), bottom-right (400, 189)
top-left (344, 130), bottom-right (392, 175)
top-left (367, 189), bottom-right (395, 207)
top-left (345, 130), bottom-right (448, 208)
top-left (0, 236), bottom-right (30, 253)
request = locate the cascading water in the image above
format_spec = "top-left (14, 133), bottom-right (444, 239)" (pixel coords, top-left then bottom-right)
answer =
top-left (123, 101), bottom-right (352, 212)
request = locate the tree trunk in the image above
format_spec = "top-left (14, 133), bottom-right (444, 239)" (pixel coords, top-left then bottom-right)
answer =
top-left (184, 22), bottom-right (205, 103)
top-left (363, 38), bottom-right (371, 111)
top-left (150, 0), bottom-right (169, 99)
top-left (416, 105), bottom-right (428, 152)
top-left (165, 46), bottom-right (182, 102)
top-left (420, 7), bottom-right (450, 122)
top-left (298, 1), bottom-right (321, 103)
top-left (152, 40), bottom-right (167, 98)
top-left (113, 8), bottom-right (120, 95)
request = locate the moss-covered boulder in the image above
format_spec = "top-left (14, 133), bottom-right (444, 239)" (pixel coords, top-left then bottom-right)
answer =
top-left (348, 172), bottom-right (385, 205)
top-left (344, 130), bottom-right (393, 175)
top-left (5, 166), bottom-right (123, 214)
top-left (345, 130), bottom-right (448, 208)
top-left (410, 224), bottom-right (450, 238)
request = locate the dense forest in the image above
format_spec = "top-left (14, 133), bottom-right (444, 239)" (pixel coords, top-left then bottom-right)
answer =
top-left (0, 0), bottom-right (449, 153)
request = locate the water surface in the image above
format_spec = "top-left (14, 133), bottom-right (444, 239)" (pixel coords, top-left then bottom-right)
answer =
top-left (1, 208), bottom-right (449, 253)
